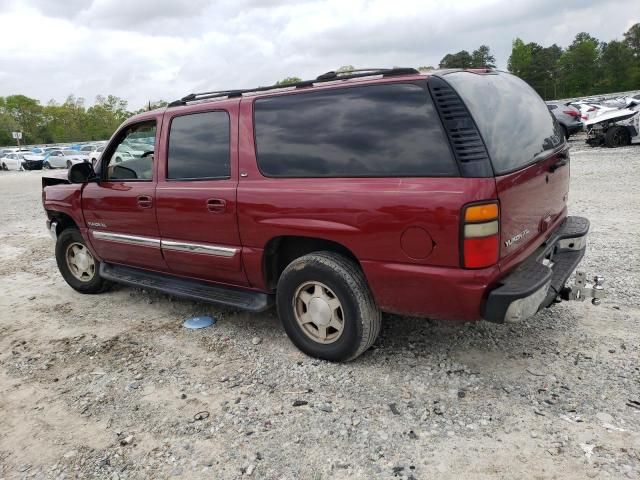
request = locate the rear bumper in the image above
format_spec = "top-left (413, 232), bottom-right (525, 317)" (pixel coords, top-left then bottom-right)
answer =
top-left (567, 123), bottom-right (583, 135)
top-left (482, 216), bottom-right (589, 323)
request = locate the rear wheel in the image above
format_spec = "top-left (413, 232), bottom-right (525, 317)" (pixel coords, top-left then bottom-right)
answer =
top-left (1, 163), bottom-right (7, 171)
top-left (605, 126), bottom-right (631, 148)
top-left (55, 228), bottom-right (110, 294)
top-left (66, 160), bottom-right (72, 169)
top-left (276, 252), bottom-right (381, 362)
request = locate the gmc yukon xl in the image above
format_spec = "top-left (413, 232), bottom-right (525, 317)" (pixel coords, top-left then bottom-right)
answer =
top-left (42, 68), bottom-right (605, 361)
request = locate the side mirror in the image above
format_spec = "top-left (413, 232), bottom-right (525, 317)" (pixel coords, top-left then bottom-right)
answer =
top-left (68, 162), bottom-right (97, 183)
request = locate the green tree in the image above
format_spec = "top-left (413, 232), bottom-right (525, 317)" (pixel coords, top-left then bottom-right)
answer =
top-left (336, 65), bottom-right (355, 72)
top-left (623, 23), bottom-right (640, 57)
top-left (471, 45), bottom-right (496, 68)
top-left (275, 77), bottom-right (302, 86)
top-left (558, 32), bottom-right (600, 97)
top-left (439, 50), bottom-right (473, 68)
top-left (1, 95), bottom-right (43, 144)
top-left (507, 38), bottom-right (534, 78)
top-left (599, 40), bottom-right (636, 92)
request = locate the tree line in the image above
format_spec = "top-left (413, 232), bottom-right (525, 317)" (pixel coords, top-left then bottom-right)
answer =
top-left (2, 24), bottom-right (638, 146)
top-left (438, 23), bottom-right (640, 100)
top-left (0, 95), bottom-right (167, 147)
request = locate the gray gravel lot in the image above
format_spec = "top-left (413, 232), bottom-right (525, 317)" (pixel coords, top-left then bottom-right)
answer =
top-left (0, 135), bottom-right (639, 479)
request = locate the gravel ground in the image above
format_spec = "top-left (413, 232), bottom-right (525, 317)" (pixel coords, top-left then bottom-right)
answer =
top-left (0, 136), bottom-right (639, 479)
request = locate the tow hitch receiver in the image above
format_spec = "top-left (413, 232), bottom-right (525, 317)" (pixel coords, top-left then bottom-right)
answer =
top-left (561, 272), bottom-right (606, 305)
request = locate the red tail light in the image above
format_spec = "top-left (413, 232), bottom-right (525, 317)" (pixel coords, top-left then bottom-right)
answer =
top-left (563, 110), bottom-right (580, 118)
top-left (462, 202), bottom-right (500, 269)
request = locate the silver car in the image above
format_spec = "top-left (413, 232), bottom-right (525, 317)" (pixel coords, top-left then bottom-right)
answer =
top-left (546, 102), bottom-right (584, 139)
top-left (43, 149), bottom-right (89, 169)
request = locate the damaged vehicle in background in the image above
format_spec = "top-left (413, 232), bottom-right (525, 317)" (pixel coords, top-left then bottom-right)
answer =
top-left (585, 101), bottom-right (640, 148)
top-left (0, 151), bottom-right (45, 170)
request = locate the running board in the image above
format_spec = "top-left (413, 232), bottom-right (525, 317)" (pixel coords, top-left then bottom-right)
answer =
top-left (100, 263), bottom-right (273, 312)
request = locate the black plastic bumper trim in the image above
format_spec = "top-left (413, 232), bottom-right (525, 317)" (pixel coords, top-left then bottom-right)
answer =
top-left (483, 216), bottom-right (589, 323)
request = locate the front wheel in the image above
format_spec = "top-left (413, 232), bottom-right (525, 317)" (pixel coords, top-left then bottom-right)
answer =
top-left (43, 161), bottom-right (51, 169)
top-left (66, 160), bottom-right (72, 169)
top-left (276, 252), bottom-right (381, 362)
top-left (605, 126), bottom-right (631, 148)
top-left (55, 228), bottom-right (110, 294)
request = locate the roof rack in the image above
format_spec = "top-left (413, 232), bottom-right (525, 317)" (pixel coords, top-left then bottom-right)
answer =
top-left (168, 67), bottom-right (420, 107)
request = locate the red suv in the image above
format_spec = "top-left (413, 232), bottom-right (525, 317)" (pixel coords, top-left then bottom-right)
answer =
top-left (43, 68), bottom-right (603, 361)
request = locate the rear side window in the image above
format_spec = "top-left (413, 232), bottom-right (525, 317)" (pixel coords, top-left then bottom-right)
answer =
top-left (168, 111), bottom-right (230, 180)
top-left (444, 72), bottom-right (563, 174)
top-left (254, 83), bottom-right (457, 177)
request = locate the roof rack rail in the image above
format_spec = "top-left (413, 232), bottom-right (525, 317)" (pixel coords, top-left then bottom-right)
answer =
top-left (168, 67), bottom-right (420, 107)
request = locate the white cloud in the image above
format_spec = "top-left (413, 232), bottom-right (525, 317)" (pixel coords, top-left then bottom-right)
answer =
top-left (0, 0), bottom-right (637, 109)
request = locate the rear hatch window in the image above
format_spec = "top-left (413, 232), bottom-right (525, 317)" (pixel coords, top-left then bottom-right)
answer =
top-left (444, 72), bottom-right (564, 174)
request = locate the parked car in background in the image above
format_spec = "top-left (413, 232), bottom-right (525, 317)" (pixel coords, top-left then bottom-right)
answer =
top-left (89, 145), bottom-right (105, 165)
top-left (546, 102), bottom-right (583, 138)
top-left (21, 152), bottom-right (45, 170)
top-left (1, 152), bottom-right (24, 170)
top-left (43, 149), bottom-right (89, 169)
top-left (1, 151), bottom-right (44, 170)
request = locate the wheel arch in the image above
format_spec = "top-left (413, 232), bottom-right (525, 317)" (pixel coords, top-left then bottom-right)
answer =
top-left (47, 210), bottom-right (79, 235)
top-left (263, 235), bottom-right (361, 290)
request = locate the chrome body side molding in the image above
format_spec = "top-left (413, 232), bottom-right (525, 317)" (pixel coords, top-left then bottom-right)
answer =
top-left (91, 231), bottom-right (160, 248)
top-left (161, 239), bottom-right (238, 258)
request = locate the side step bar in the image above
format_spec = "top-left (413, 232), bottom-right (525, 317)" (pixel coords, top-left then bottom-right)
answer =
top-left (100, 263), bottom-right (274, 312)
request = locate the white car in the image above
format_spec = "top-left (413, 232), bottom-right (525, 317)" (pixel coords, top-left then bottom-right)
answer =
top-left (0, 151), bottom-right (43, 170)
top-left (1, 152), bottom-right (25, 170)
top-left (89, 145), bottom-right (106, 165)
top-left (43, 149), bottom-right (89, 169)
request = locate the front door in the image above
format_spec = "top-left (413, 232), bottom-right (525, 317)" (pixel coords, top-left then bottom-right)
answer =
top-left (155, 101), bottom-right (247, 286)
top-left (82, 117), bottom-right (168, 271)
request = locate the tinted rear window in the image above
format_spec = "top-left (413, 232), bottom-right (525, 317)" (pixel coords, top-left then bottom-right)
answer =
top-left (254, 83), bottom-right (457, 177)
top-left (168, 111), bottom-right (230, 180)
top-left (445, 72), bottom-right (563, 174)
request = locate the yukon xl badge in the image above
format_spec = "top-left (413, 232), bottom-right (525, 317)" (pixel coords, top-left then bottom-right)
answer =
top-left (504, 229), bottom-right (530, 248)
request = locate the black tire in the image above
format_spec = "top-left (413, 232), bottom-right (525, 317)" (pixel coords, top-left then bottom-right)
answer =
top-left (605, 126), bottom-right (631, 148)
top-left (1, 163), bottom-right (7, 171)
top-left (276, 251), bottom-right (381, 362)
top-left (55, 228), bottom-right (110, 294)
top-left (43, 161), bottom-right (51, 169)
top-left (66, 160), bottom-right (72, 169)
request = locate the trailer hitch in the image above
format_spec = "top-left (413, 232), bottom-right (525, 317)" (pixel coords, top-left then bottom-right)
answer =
top-left (560, 272), bottom-right (606, 306)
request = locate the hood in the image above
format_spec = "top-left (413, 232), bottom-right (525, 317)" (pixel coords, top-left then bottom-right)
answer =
top-left (584, 108), bottom-right (639, 127)
top-left (23, 154), bottom-right (45, 161)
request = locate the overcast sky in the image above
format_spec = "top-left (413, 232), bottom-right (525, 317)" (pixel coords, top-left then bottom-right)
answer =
top-left (0, 0), bottom-right (638, 110)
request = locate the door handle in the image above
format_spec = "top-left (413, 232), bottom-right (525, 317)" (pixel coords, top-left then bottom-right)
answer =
top-left (137, 195), bottom-right (153, 208)
top-left (207, 198), bottom-right (227, 213)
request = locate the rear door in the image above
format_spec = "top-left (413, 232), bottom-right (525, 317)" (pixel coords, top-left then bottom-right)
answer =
top-left (155, 101), bottom-right (247, 286)
top-left (443, 71), bottom-right (569, 266)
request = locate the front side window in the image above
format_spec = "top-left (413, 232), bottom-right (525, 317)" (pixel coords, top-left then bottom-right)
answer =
top-left (167, 111), bottom-right (230, 180)
top-left (254, 83), bottom-right (457, 177)
top-left (104, 121), bottom-right (156, 181)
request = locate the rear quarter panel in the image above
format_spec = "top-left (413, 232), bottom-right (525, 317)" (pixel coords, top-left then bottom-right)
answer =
top-left (237, 96), bottom-right (498, 320)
